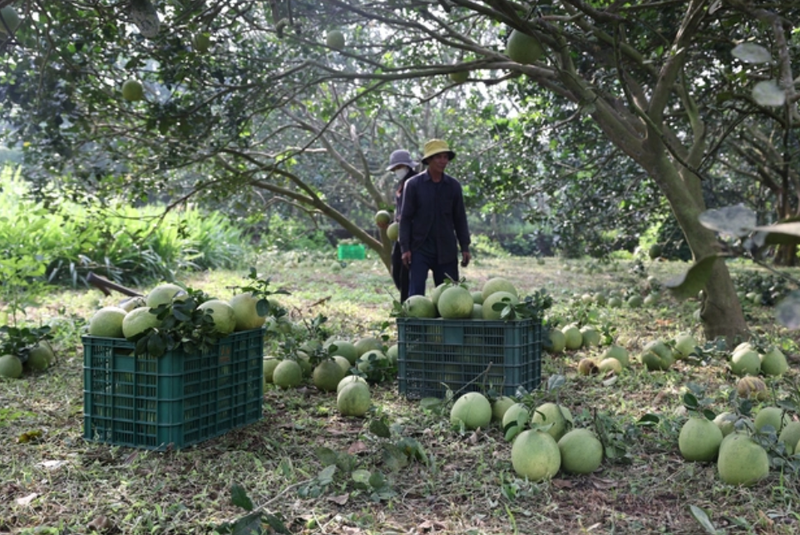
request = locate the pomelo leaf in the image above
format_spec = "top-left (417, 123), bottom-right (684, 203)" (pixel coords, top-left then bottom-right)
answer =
top-left (230, 484), bottom-right (254, 511)
top-left (751, 222), bottom-right (800, 245)
top-left (369, 419), bottom-right (391, 439)
top-left (698, 205), bottom-right (755, 237)
top-left (638, 413), bottom-right (660, 426)
top-left (689, 504), bottom-right (722, 535)
top-left (664, 256), bottom-right (718, 300)
top-left (731, 42), bottom-right (772, 64)
top-left (317, 465), bottom-right (336, 485)
top-left (776, 291), bottom-right (800, 330)
top-left (752, 80), bottom-right (785, 107)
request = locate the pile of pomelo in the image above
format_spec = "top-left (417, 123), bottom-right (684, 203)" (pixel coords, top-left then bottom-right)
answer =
top-left (0, 340), bottom-right (55, 379)
top-left (401, 276), bottom-right (523, 321)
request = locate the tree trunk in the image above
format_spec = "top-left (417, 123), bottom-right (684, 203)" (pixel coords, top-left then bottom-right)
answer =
top-left (774, 243), bottom-right (798, 267)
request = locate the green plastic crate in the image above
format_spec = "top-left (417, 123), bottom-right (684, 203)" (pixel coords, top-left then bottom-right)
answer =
top-left (397, 317), bottom-right (542, 399)
top-left (337, 243), bottom-right (365, 260)
top-left (83, 329), bottom-right (264, 450)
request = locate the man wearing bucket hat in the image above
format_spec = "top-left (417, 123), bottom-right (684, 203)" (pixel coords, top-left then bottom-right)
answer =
top-left (383, 149), bottom-right (419, 302)
top-left (399, 139), bottom-right (471, 296)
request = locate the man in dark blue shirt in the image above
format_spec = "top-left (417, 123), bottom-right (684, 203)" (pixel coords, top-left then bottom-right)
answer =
top-left (399, 139), bottom-right (471, 296)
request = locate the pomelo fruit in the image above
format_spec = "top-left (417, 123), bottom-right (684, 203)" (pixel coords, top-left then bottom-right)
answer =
top-left (643, 294), bottom-right (659, 307)
top-left (558, 428), bottom-right (603, 474)
top-left (337, 375), bottom-right (368, 394)
top-left (482, 291), bottom-right (519, 320)
top-left (732, 341), bottom-right (753, 356)
top-left (607, 296), bottom-right (622, 308)
top-left (263, 357), bottom-right (280, 384)
top-left (561, 325), bottom-right (582, 351)
top-left (198, 299), bottom-right (237, 335)
top-left (386, 222), bottom-right (399, 241)
top-left (0, 6), bottom-right (21, 35)
top-left (430, 283), bottom-right (448, 311)
top-left (601, 345), bottom-right (629, 367)
top-left (481, 277), bottom-right (518, 302)
top-left (122, 307), bottom-right (162, 340)
top-left (760, 347), bottom-right (788, 377)
top-left (312, 359), bottom-right (345, 392)
top-left (730, 349), bottom-right (760, 376)
top-left (674, 333), bottom-right (697, 359)
top-left (450, 392), bottom-right (492, 430)
top-left (272, 359), bottom-right (303, 389)
top-left (593, 293), bottom-right (607, 306)
top-left (543, 328), bottom-right (567, 354)
top-left (145, 283), bottom-right (186, 308)
top-left (119, 296), bottom-right (146, 313)
top-left (511, 429), bottom-right (561, 481)
top-left (437, 286), bottom-right (474, 319)
top-left (580, 325), bottom-right (601, 348)
top-left (713, 412), bottom-right (738, 437)
top-left (778, 421), bottom-right (800, 454)
top-left (717, 434), bottom-right (769, 486)
top-left (502, 403), bottom-right (530, 437)
top-left (295, 351), bottom-right (312, 376)
top-left (332, 355), bottom-right (351, 376)
top-left (122, 79), bottom-right (144, 101)
top-left (327, 340), bottom-right (359, 365)
top-left (354, 337), bottom-right (383, 357)
top-left (679, 417), bottom-right (723, 462)
top-left (337, 381), bottom-right (371, 417)
top-left (88, 306), bottom-right (128, 338)
top-left (26, 343), bottom-right (54, 371)
top-left (374, 210), bottom-right (392, 226)
top-left (449, 70), bottom-right (469, 83)
top-left (357, 349), bottom-right (388, 381)
top-left (648, 243), bottom-right (662, 259)
top-left (626, 295), bottom-right (643, 308)
top-left (326, 29), bottom-right (345, 50)
top-left (532, 402), bottom-right (573, 441)
top-left (0, 354), bottom-right (23, 378)
top-left (753, 407), bottom-right (790, 433)
top-left (403, 295), bottom-right (436, 318)
top-left (470, 304), bottom-right (483, 319)
top-left (385, 344), bottom-right (398, 366)
top-left (506, 29), bottom-right (544, 65)
top-left (492, 396), bottom-right (516, 422)
top-left (577, 358), bottom-right (599, 376)
top-left (598, 358), bottom-right (622, 374)
top-left (229, 293), bottom-right (268, 331)
top-left (736, 376), bottom-right (768, 401)
top-left (471, 291), bottom-right (484, 305)
top-left (640, 340), bottom-right (674, 371)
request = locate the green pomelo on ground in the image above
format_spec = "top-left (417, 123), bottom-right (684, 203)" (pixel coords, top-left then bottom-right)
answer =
top-left (641, 349), bottom-right (673, 371)
top-left (532, 402), bottom-right (573, 441)
top-left (0, 354), bottom-right (23, 378)
top-left (337, 375), bottom-right (368, 394)
top-left (337, 381), bottom-right (371, 417)
top-left (403, 295), bottom-right (436, 318)
top-left (481, 291), bottom-right (519, 320)
top-left (506, 29), bottom-right (544, 65)
top-left (121, 307), bottom-right (162, 340)
top-left (626, 295), bottom-right (643, 308)
top-left (674, 333), bottom-right (697, 358)
top-left (593, 293), bottom-right (607, 306)
top-left (263, 357), bottom-right (280, 384)
top-left (26, 343), bottom-right (54, 371)
top-left (471, 291), bottom-right (484, 305)
top-left (119, 296), bottom-right (147, 313)
top-left (229, 293), bottom-right (268, 331)
top-left (0, 6), bottom-right (21, 35)
top-left (326, 29), bottom-right (345, 50)
top-left (481, 277), bottom-right (518, 302)
top-left (438, 286), bottom-right (474, 319)
top-left (145, 283), bottom-right (186, 308)
top-left (332, 355), bottom-right (352, 376)
top-left (122, 79), bottom-right (144, 101)
top-left (732, 341), bottom-right (753, 356)
top-left (731, 349), bottom-right (760, 376)
top-left (736, 376), bottom-right (768, 401)
top-left (273, 360), bottom-right (303, 389)
top-left (296, 352), bottom-right (312, 376)
top-left (450, 392), bottom-right (492, 430)
top-left (643, 294), bottom-right (659, 307)
top-left (312, 359), bottom-right (345, 392)
top-left (449, 70), bottom-right (469, 83)
top-left (713, 412), bottom-right (738, 437)
top-left (580, 293), bottom-right (593, 304)
top-left (558, 428), bottom-right (603, 474)
top-left (577, 358), bottom-right (599, 375)
top-left (602, 345), bottom-right (629, 367)
top-left (357, 350), bottom-right (388, 381)
top-left (198, 300), bottom-right (237, 335)
top-left (386, 222), bottom-right (399, 241)
top-left (492, 396), bottom-right (516, 422)
top-left (511, 430), bottom-right (561, 481)
top-left (753, 407), bottom-right (790, 433)
top-left (544, 328), bottom-right (566, 354)
top-left (502, 403), bottom-right (530, 436)
top-left (580, 326), bottom-right (601, 348)
top-left (717, 434), bottom-right (769, 486)
top-left (679, 417), bottom-right (723, 462)
top-left (88, 306), bottom-right (128, 338)
top-left (607, 296), bottom-right (623, 308)
top-left (597, 358), bottom-right (622, 374)
top-left (561, 325), bottom-right (582, 351)
top-left (374, 210), bottom-right (392, 226)
top-left (778, 421), bottom-right (800, 455)
top-left (470, 304), bottom-right (483, 319)
top-left (760, 347), bottom-right (789, 377)
top-left (385, 344), bottom-right (399, 366)
top-left (354, 337), bottom-right (383, 357)
top-left (327, 340), bottom-right (359, 365)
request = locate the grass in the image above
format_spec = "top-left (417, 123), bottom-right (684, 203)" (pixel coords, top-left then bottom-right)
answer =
top-left (2, 253), bottom-right (800, 534)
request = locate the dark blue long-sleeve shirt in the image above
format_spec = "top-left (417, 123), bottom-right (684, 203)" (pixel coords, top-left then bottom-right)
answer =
top-left (399, 170), bottom-right (471, 264)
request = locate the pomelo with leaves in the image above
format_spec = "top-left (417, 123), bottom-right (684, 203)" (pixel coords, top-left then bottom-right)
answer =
top-left (229, 292), bottom-right (268, 331)
top-left (450, 392), bottom-right (492, 430)
top-left (543, 328), bottom-right (566, 354)
top-left (482, 291), bottom-right (518, 320)
top-left (122, 307), bottom-right (162, 340)
top-left (146, 283), bottom-right (186, 308)
top-left (198, 299), bottom-right (237, 335)
top-left (25, 342), bottom-right (54, 371)
top-left (481, 277), bottom-right (518, 302)
top-left (532, 402), bottom-right (573, 441)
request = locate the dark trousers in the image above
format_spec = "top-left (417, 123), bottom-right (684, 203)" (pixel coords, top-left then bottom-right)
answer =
top-left (407, 251), bottom-right (459, 297)
top-left (391, 242), bottom-right (410, 302)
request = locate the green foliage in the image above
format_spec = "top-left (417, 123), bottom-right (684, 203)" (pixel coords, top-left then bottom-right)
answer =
top-left (0, 325), bottom-right (53, 365)
top-left (255, 214), bottom-right (333, 253)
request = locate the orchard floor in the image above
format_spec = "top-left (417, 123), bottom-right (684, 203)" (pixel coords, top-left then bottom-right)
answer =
top-left (2, 253), bottom-right (799, 534)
